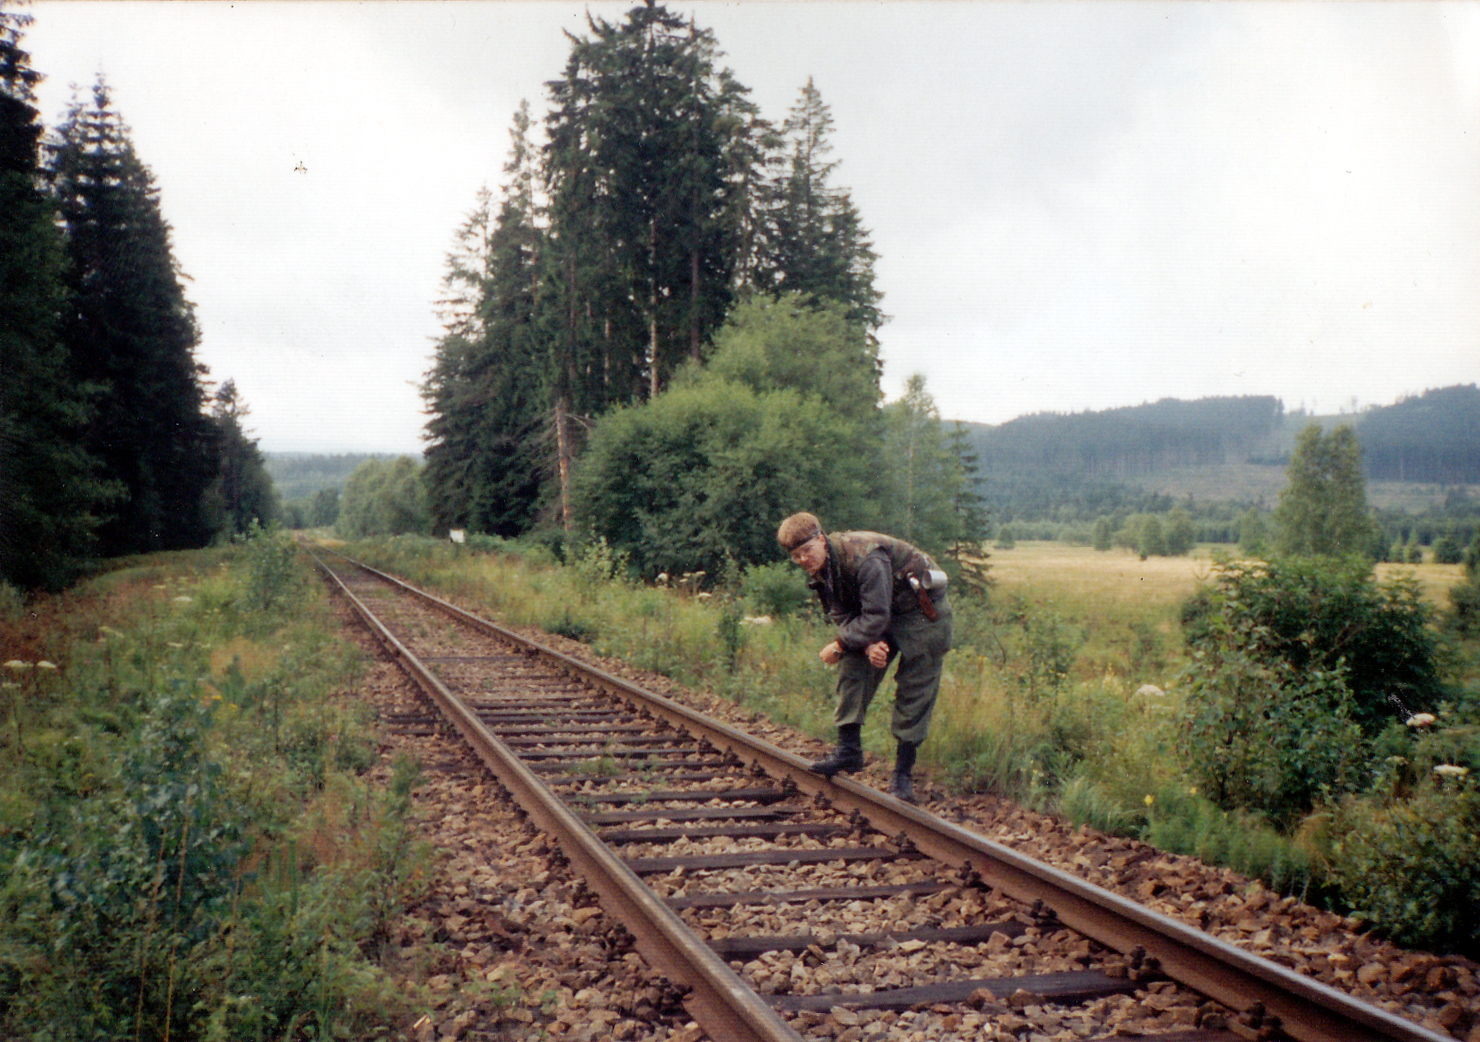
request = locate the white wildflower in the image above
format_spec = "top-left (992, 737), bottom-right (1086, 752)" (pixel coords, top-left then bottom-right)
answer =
top-left (4, 660), bottom-right (31, 671)
top-left (173, 596), bottom-right (193, 605)
top-left (35, 661), bottom-right (57, 670)
top-left (1406, 713), bottom-right (1437, 728)
top-left (1434, 764), bottom-right (1469, 779)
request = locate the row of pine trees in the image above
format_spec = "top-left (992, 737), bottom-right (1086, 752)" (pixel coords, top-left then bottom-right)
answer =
top-left (1, 3), bottom-right (274, 591)
top-left (420, 3), bottom-right (987, 581)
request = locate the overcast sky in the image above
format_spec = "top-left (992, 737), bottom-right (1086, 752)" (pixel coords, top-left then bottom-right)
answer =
top-left (23, 1), bottom-right (1480, 455)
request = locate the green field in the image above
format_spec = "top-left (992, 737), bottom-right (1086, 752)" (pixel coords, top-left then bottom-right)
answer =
top-left (991, 539), bottom-right (1466, 616)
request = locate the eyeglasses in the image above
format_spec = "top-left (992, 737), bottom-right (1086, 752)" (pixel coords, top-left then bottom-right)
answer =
top-left (789, 535), bottom-right (821, 563)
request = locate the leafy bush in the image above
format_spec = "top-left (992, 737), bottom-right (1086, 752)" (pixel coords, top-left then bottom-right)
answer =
top-left (0, 550), bottom-right (419, 1040)
top-left (1452, 580), bottom-right (1480, 637)
top-left (237, 520), bottom-right (308, 615)
top-left (2, 685), bottom-right (248, 1039)
top-left (1178, 640), bottom-right (1365, 830)
top-left (0, 582), bottom-right (24, 621)
top-left (570, 300), bottom-right (891, 581)
top-left (338, 456), bottom-right (429, 538)
top-left (1182, 555), bottom-right (1443, 733)
top-left (997, 596), bottom-right (1080, 701)
top-left (1329, 781), bottom-right (1479, 955)
top-left (740, 560), bottom-right (811, 619)
top-left (1450, 530), bottom-right (1480, 636)
top-left (1433, 529), bottom-right (1465, 565)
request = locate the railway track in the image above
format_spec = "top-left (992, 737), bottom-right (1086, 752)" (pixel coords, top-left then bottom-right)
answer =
top-left (309, 545), bottom-right (1455, 1042)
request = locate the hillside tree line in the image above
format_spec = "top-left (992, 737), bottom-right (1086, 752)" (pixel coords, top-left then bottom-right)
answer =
top-left (1, 3), bottom-right (275, 591)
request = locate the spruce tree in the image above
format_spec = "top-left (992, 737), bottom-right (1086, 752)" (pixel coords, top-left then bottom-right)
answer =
top-left (762, 78), bottom-right (884, 333)
top-left (422, 104), bottom-right (547, 538)
top-left (49, 79), bottom-right (219, 556)
top-left (946, 422), bottom-right (992, 594)
top-left (0, 3), bottom-right (114, 589)
top-left (542, 3), bottom-right (750, 407)
top-left (423, 186), bottom-right (498, 534)
top-left (209, 379), bottom-right (277, 538)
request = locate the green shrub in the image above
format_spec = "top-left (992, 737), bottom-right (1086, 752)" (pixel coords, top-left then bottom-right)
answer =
top-left (570, 536), bottom-right (631, 591)
top-left (1182, 555), bottom-right (1443, 733)
top-left (1433, 530), bottom-right (1465, 565)
top-left (1329, 781), bottom-right (1480, 955)
top-left (1, 684), bottom-right (248, 1040)
top-left (0, 549), bottom-right (416, 1041)
top-left (237, 521), bottom-right (309, 616)
top-left (544, 608), bottom-right (598, 643)
top-left (740, 560), bottom-right (811, 619)
top-left (0, 582), bottom-right (24, 621)
top-left (1178, 641), bottom-right (1365, 830)
top-left (998, 597), bottom-right (1080, 702)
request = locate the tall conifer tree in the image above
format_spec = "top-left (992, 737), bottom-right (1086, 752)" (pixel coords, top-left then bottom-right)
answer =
top-left (542, 3), bottom-right (750, 407)
top-left (49, 79), bottom-right (218, 555)
top-left (423, 104), bottom-right (547, 537)
top-left (763, 78), bottom-right (884, 333)
top-left (208, 379), bottom-right (276, 538)
top-left (0, 3), bottom-right (114, 588)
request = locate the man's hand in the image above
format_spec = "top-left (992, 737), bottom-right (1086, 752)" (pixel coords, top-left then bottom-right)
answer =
top-left (865, 640), bottom-right (890, 669)
top-left (819, 641), bottom-right (843, 665)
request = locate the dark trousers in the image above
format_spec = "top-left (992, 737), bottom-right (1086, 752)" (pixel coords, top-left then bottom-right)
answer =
top-left (833, 600), bottom-right (952, 745)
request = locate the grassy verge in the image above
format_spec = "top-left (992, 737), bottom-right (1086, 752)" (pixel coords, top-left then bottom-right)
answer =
top-left (0, 529), bottom-right (432, 1041)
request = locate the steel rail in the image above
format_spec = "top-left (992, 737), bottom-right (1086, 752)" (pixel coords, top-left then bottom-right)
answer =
top-left (319, 548), bottom-right (1451, 1042)
top-left (309, 547), bottom-right (804, 1042)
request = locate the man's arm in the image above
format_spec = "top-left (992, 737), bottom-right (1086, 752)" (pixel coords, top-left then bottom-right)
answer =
top-left (835, 551), bottom-right (892, 651)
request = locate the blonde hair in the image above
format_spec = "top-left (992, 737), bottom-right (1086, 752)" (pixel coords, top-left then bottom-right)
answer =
top-left (776, 512), bottom-right (824, 552)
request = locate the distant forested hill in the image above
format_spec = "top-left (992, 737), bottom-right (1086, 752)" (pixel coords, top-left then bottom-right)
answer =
top-left (264, 453), bottom-right (410, 501)
top-left (966, 396), bottom-right (1285, 479)
top-left (958, 386), bottom-right (1479, 521)
top-left (1356, 385), bottom-right (1480, 485)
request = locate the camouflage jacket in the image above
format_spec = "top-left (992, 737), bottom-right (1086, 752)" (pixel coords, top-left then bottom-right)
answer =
top-left (807, 531), bottom-right (938, 650)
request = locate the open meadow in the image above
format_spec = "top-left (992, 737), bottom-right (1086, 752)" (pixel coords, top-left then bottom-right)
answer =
top-left (992, 540), bottom-right (1464, 612)
top-left (974, 541), bottom-right (1223, 685)
top-left (985, 542), bottom-right (1465, 681)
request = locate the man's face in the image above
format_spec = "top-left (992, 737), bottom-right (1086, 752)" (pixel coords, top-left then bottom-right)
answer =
top-left (789, 534), bottom-right (827, 576)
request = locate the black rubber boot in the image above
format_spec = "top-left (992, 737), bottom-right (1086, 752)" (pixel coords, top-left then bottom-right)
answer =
top-left (888, 741), bottom-right (918, 803)
top-left (810, 723), bottom-right (864, 777)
